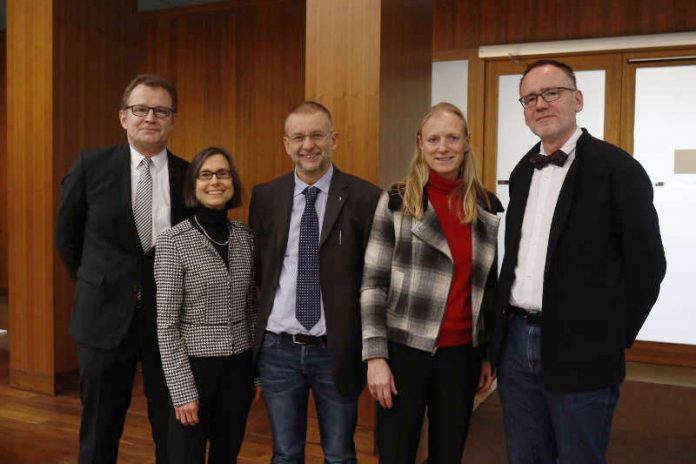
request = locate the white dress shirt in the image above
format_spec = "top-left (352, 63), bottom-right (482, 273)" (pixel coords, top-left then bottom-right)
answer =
top-left (510, 126), bottom-right (582, 312)
top-left (266, 164), bottom-right (334, 336)
top-left (129, 146), bottom-right (171, 247)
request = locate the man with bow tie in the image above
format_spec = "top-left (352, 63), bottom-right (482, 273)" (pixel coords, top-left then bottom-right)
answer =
top-left (489, 59), bottom-right (666, 464)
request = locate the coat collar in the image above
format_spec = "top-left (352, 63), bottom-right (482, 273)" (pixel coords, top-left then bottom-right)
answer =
top-left (543, 129), bottom-right (590, 274)
top-left (116, 143), bottom-right (143, 253)
top-left (273, 172), bottom-right (296, 254)
top-left (320, 167), bottom-right (349, 247)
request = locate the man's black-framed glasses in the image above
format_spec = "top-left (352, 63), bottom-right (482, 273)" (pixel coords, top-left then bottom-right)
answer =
top-left (126, 105), bottom-right (174, 119)
top-left (518, 87), bottom-right (576, 109)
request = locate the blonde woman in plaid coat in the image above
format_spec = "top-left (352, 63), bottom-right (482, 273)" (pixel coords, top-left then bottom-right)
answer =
top-left (361, 103), bottom-right (503, 463)
top-left (155, 147), bottom-right (256, 463)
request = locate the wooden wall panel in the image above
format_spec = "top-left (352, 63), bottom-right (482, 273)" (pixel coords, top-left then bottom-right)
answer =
top-left (7, 0), bottom-right (57, 393)
top-left (138, 0), bottom-right (305, 222)
top-left (305, 0), bottom-right (382, 184)
top-left (7, 0), bottom-right (138, 393)
top-left (0, 31), bottom-right (7, 295)
top-left (379, 0), bottom-right (433, 188)
top-left (434, 0), bottom-right (696, 53)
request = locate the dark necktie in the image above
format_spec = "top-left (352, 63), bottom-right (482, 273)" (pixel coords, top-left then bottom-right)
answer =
top-left (529, 149), bottom-right (569, 169)
top-left (134, 157), bottom-right (153, 252)
top-left (296, 186), bottom-right (321, 330)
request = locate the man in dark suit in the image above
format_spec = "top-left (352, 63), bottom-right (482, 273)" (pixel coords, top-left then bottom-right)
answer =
top-left (249, 101), bottom-right (380, 463)
top-left (490, 59), bottom-right (666, 464)
top-left (56, 74), bottom-right (189, 464)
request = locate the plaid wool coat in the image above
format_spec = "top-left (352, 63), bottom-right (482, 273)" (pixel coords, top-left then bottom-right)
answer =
top-left (155, 219), bottom-right (257, 406)
top-left (361, 186), bottom-right (502, 360)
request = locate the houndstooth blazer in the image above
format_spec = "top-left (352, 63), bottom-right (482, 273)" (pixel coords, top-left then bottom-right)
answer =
top-left (155, 218), bottom-right (256, 407)
top-left (361, 186), bottom-right (502, 360)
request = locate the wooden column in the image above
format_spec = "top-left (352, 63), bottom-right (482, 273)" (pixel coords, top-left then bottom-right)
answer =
top-left (6, 0), bottom-right (138, 394)
top-left (0, 31), bottom-right (7, 295)
top-left (305, 0), bottom-right (433, 187)
top-left (305, 0), bottom-right (433, 428)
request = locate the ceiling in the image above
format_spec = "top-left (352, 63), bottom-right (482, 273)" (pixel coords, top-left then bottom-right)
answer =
top-left (0, 0), bottom-right (229, 30)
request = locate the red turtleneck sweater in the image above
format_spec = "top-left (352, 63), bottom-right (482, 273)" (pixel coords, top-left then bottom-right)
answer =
top-left (427, 170), bottom-right (473, 347)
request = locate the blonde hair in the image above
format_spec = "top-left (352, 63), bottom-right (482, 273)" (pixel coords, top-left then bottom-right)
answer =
top-left (401, 102), bottom-right (490, 223)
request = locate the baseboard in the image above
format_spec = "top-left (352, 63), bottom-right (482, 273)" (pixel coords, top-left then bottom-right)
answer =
top-left (9, 368), bottom-right (56, 395)
top-left (626, 341), bottom-right (696, 368)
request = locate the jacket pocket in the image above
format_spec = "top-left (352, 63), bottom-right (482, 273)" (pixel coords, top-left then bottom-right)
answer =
top-left (386, 269), bottom-right (405, 313)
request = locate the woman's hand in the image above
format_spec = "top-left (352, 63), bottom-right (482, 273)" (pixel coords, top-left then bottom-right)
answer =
top-left (367, 358), bottom-right (398, 409)
top-left (175, 400), bottom-right (200, 426)
top-left (477, 361), bottom-right (496, 394)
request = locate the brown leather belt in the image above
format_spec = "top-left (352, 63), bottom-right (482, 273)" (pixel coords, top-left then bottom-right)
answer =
top-left (508, 305), bottom-right (542, 325)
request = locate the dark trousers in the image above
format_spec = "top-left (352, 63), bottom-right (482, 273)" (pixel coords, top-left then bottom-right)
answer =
top-left (498, 314), bottom-right (620, 464)
top-left (76, 304), bottom-right (170, 464)
top-left (377, 342), bottom-right (481, 464)
top-left (167, 351), bottom-right (254, 464)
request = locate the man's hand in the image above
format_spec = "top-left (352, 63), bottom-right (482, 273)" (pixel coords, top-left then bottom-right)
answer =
top-left (367, 358), bottom-right (398, 409)
top-left (477, 361), bottom-right (496, 394)
top-left (175, 400), bottom-right (200, 426)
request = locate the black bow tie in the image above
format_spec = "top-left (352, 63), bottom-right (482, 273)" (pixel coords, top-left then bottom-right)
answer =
top-left (529, 150), bottom-right (569, 169)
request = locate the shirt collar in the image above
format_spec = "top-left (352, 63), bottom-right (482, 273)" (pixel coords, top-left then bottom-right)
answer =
top-left (293, 163), bottom-right (334, 196)
top-left (540, 125), bottom-right (582, 159)
top-left (130, 145), bottom-right (168, 171)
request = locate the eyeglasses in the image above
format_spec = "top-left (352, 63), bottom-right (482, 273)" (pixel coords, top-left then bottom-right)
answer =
top-left (518, 87), bottom-right (576, 109)
top-left (197, 169), bottom-right (232, 181)
top-left (126, 105), bottom-right (175, 119)
top-left (285, 131), bottom-right (332, 144)
top-left (422, 134), bottom-right (464, 148)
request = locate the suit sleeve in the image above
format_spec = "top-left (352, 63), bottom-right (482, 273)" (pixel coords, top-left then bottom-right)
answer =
top-left (360, 192), bottom-right (395, 360)
top-left (612, 159), bottom-right (666, 346)
top-left (55, 152), bottom-right (88, 279)
top-left (154, 231), bottom-right (199, 407)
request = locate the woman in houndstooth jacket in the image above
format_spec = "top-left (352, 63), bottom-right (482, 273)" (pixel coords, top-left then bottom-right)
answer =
top-left (361, 103), bottom-right (503, 463)
top-left (155, 146), bottom-right (256, 463)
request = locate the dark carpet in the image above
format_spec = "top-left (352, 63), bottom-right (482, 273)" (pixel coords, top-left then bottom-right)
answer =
top-left (462, 381), bottom-right (696, 463)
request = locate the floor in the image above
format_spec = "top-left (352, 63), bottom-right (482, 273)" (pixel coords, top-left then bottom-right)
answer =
top-left (1, 294), bottom-right (695, 463)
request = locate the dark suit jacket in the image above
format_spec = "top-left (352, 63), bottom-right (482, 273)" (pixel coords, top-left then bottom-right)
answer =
top-left (56, 143), bottom-right (189, 350)
top-left (249, 167), bottom-right (381, 397)
top-left (489, 129), bottom-right (666, 393)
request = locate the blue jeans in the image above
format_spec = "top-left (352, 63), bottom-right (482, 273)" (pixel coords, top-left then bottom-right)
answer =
top-left (498, 314), bottom-right (620, 464)
top-left (258, 332), bottom-right (358, 464)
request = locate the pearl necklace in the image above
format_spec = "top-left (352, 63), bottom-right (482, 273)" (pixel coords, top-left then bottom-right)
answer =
top-left (193, 214), bottom-right (229, 246)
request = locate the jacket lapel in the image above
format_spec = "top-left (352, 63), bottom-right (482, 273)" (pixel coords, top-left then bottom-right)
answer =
top-left (320, 169), bottom-right (349, 247)
top-left (411, 202), bottom-right (452, 260)
top-left (544, 131), bottom-right (586, 275)
top-left (506, 147), bottom-right (537, 251)
top-left (471, 206), bottom-right (501, 317)
top-left (274, 173), bottom-right (295, 255)
top-left (167, 150), bottom-right (188, 225)
top-left (118, 144), bottom-right (143, 253)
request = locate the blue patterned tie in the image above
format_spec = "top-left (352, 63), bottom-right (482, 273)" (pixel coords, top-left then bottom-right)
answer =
top-left (296, 186), bottom-right (321, 330)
